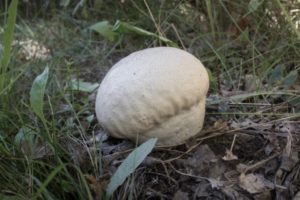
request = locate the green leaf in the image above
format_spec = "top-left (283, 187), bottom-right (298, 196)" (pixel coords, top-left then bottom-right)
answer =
top-left (113, 20), bottom-right (178, 47)
top-left (89, 21), bottom-right (118, 41)
top-left (106, 138), bottom-right (157, 196)
top-left (268, 64), bottom-right (284, 85)
top-left (282, 70), bottom-right (298, 88)
top-left (60, 0), bottom-right (70, 7)
top-left (14, 127), bottom-right (36, 147)
top-left (86, 114), bottom-right (94, 123)
top-left (30, 66), bottom-right (49, 121)
top-left (248, 0), bottom-right (264, 13)
top-left (14, 127), bottom-right (37, 157)
top-left (70, 79), bottom-right (99, 92)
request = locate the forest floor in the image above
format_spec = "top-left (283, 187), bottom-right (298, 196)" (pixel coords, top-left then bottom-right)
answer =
top-left (1, 1), bottom-right (300, 200)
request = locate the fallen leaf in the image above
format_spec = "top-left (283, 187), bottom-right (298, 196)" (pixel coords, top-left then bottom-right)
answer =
top-left (185, 145), bottom-right (225, 179)
top-left (194, 182), bottom-right (211, 198)
top-left (263, 132), bottom-right (279, 155)
top-left (185, 145), bottom-right (217, 171)
top-left (87, 129), bottom-right (108, 144)
top-left (222, 186), bottom-right (249, 200)
top-left (86, 174), bottom-right (108, 199)
top-left (244, 74), bottom-right (262, 92)
top-left (235, 118), bottom-right (272, 130)
top-left (208, 178), bottom-right (224, 189)
top-left (213, 120), bottom-right (228, 130)
top-left (239, 173), bottom-right (274, 194)
top-left (236, 164), bottom-right (249, 173)
top-left (228, 16), bottom-right (250, 38)
top-left (280, 154), bottom-right (298, 172)
top-left (14, 127), bottom-right (53, 158)
top-left (101, 140), bottom-right (133, 156)
top-left (275, 121), bottom-right (296, 133)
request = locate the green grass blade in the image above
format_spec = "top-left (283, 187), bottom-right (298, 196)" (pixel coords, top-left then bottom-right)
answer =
top-left (113, 20), bottom-right (178, 47)
top-left (30, 66), bottom-right (49, 121)
top-left (70, 79), bottom-right (99, 92)
top-left (275, 0), bottom-right (300, 39)
top-left (0, 0), bottom-right (18, 71)
top-left (205, 0), bottom-right (215, 38)
top-left (0, 0), bottom-right (18, 93)
top-left (0, 194), bottom-right (24, 200)
top-left (207, 91), bottom-right (299, 105)
top-left (33, 164), bottom-right (64, 199)
top-left (106, 138), bottom-right (157, 197)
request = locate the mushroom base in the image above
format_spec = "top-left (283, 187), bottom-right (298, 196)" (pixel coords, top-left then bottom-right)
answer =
top-left (109, 99), bottom-right (206, 146)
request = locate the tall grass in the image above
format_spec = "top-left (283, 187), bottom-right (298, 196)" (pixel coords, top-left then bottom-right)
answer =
top-left (0, 0), bottom-right (18, 97)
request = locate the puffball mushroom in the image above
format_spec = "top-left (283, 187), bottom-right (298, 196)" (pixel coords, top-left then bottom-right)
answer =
top-left (95, 47), bottom-right (209, 146)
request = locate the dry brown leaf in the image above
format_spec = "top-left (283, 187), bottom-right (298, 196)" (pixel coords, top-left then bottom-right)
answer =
top-left (239, 173), bottom-right (274, 194)
top-left (194, 182), bottom-right (211, 198)
top-left (280, 131), bottom-right (299, 172)
top-left (208, 178), bottom-right (224, 189)
top-left (186, 145), bottom-right (218, 167)
top-left (228, 16), bottom-right (250, 38)
top-left (86, 174), bottom-right (107, 199)
top-left (213, 120), bottom-right (228, 130)
top-left (253, 190), bottom-right (272, 200)
top-left (230, 118), bottom-right (272, 130)
top-left (222, 186), bottom-right (249, 200)
top-left (244, 74), bottom-right (261, 92)
top-left (20, 137), bottom-right (53, 159)
top-left (263, 132), bottom-right (279, 156)
top-left (185, 145), bottom-right (226, 179)
top-left (236, 163), bottom-right (249, 173)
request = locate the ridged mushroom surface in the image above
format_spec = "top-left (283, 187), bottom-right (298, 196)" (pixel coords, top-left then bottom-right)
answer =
top-left (95, 47), bottom-right (209, 146)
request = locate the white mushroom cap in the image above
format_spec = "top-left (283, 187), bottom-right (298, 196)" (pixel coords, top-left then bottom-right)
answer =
top-left (95, 47), bottom-right (209, 146)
